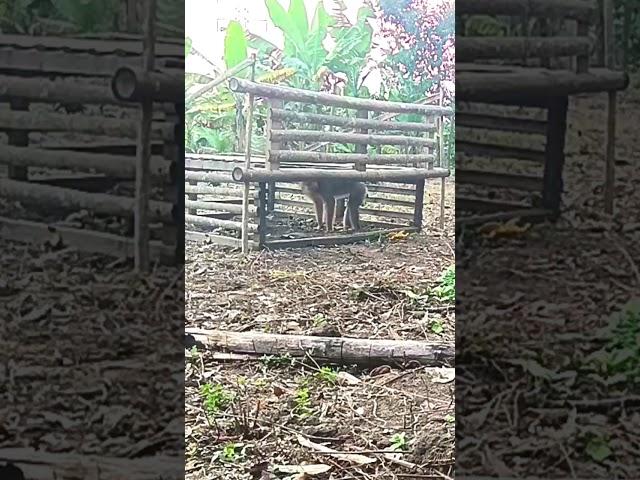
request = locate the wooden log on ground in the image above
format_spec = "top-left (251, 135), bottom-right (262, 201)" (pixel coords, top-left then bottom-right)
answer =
top-left (0, 110), bottom-right (174, 140)
top-left (270, 150), bottom-right (435, 165)
top-left (0, 145), bottom-right (170, 178)
top-left (457, 196), bottom-right (531, 213)
top-left (270, 129), bottom-right (435, 147)
top-left (0, 179), bottom-right (173, 221)
top-left (457, 37), bottom-right (591, 62)
top-left (111, 66), bottom-right (183, 102)
top-left (270, 108), bottom-right (434, 133)
top-left (0, 216), bottom-right (175, 263)
top-left (0, 447), bottom-right (182, 480)
top-left (456, 0), bottom-right (595, 21)
top-left (456, 208), bottom-right (553, 227)
top-left (185, 230), bottom-right (259, 249)
top-left (185, 213), bottom-right (258, 232)
top-left (185, 328), bottom-right (454, 367)
top-left (232, 167), bottom-right (450, 183)
top-left (228, 78), bottom-right (453, 116)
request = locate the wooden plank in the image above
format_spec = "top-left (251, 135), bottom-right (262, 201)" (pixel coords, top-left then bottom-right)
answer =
top-left (456, 112), bottom-right (547, 135)
top-left (265, 227), bottom-right (419, 249)
top-left (185, 158), bottom-right (241, 171)
top-left (456, 169), bottom-right (543, 191)
top-left (457, 140), bottom-right (546, 163)
top-left (271, 210), bottom-right (410, 229)
top-left (185, 230), bottom-right (259, 249)
top-left (0, 216), bottom-right (174, 263)
top-left (185, 213), bottom-right (258, 232)
top-left (274, 198), bottom-right (415, 221)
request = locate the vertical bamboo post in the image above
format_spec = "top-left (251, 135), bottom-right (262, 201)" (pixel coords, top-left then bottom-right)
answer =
top-left (576, 19), bottom-right (589, 73)
top-left (623, 2), bottom-right (630, 72)
top-left (604, 90), bottom-right (617, 214)
top-left (265, 98), bottom-right (283, 212)
top-left (241, 54), bottom-right (257, 254)
top-left (134, 0), bottom-right (156, 272)
top-left (438, 89), bottom-right (445, 229)
top-left (603, 0), bottom-right (615, 69)
top-left (127, 0), bottom-right (138, 33)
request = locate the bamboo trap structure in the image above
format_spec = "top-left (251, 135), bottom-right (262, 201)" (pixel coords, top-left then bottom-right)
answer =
top-left (457, 0), bottom-right (628, 226)
top-left (185, 80), bottom-right (452, 251)
top-left (0, 3), bottom-right (184, 269)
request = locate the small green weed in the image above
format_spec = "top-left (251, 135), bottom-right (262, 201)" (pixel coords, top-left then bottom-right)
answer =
top-left (219, 442), bottom-right (245, 462)
top-left (315, 366), bottom-right (338, 385)
top-left (260, 353), bottom-right (295, 368)
top-left (430, 318), bottom-right (445, 335)
top-left (432, 265), bottom-right (455, 303)
top-left (390, 432), bottom-right (408, 451)
top-left (200, 383), bottom-right (233, 415)
top-left (294, 386), bottom-right (313, 417)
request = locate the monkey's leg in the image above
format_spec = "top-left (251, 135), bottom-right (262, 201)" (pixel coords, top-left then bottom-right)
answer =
top-left (311, 196), bottom-right (324, 230)
top-left (325, 198), bottom-right (335, 232)
top-left (348, 197), bottom-right (361, 231)
top-left (335, 199), bottom-right (346, 228)
top-left (343, 205), bottom-right (352, 230)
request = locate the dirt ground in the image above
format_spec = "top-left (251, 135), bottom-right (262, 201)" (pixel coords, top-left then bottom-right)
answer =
top-left (185, 181), bottom-right (456, 479)
top-left (456, 76), bottom-right (640, 477)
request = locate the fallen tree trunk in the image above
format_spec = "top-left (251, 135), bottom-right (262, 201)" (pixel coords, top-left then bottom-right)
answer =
top-left (0, 448), bottom-right (182, 480)
top-left (185, 328), bottom-right (454, 367)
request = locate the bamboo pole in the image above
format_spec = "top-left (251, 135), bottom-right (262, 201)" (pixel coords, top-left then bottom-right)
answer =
top-left (135, 0), bottom-right (156, 272)
top-left (604, 90), bottom-right (617, 214)
top-left (456, 0), bottom-right (595, 20)
top-left (0, 178), bottom-right (173, 222)
top-left (241, 55), bottom-right (257, 254)
top-left (270, 129), bottom-right (435, 147)
top-left (228, 78), bottom-right (452, 116)
top-left (184, 199), bottom-right (256, 215)
top-left (438, 90), bottom-right (445, 229)
top-left (0, 144), bottom-right (170, 178)
top-left (456, 37), bottom-right (591, 62)
top-left (0, 110), bottom-right (174, 140)
top-left (111, 67), bottom-right (183, 102)
top-left (270, 108), bottom-right (434, 133)
top-left (603, 0), bottom-right (615, 69)
top-left (269, 150), bottom-right (435, 165)
top-left (232, 167), bottom-right (450, 183)
top-left (185, 58), bottom-right (255, 104)
top-left (185, 214), bottom-right (258, 232)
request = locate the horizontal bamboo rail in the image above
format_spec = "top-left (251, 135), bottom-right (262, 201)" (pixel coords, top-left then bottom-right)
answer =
top-left (232, 167), bottom-right (450, 183)
top-left (457, 141), bottom-right (546, 163)
top-left (111, 67), bottom-right (183, 102)
top-left (0, 145), bottom-right (171, 178)
top-left (0, 110), bottom-right (175, 140)
top-left (184, 199), bottom-right (256, 214)
top-left (456, 112), bottom-right (547, 135)
top-left (0, 216), bottom-right (175, 262)
top-left (185, 213), bottom-right (258, 232)
top-left (457, 37), bottom-right (592, 62)
top-left (184, 184), bottom-right (246, 196)
top-left (184, 171), bottom-right (235, 183)
top-left (0, 75), bottom-right (130, 106)
top-left (270, 108), bottom-right (434, 133)
top-left (456, 0), bottom-right (595, 20)
top-left (228, 78), bottom-right (453, 116)
top-left (455, 169), bottom-right (542, 191)
top-left (269, 150), bottom-right (435, 165)
top-left (0, 179), bottom-right (173, 222)
top-left (270, 129), bottom-right (434, 147)
top-left (457, 68), bottom-right (629, 101)
top-left (275, 198), bottom-right (415, 220)
top-left (276, 184), bottom-right (416, 196)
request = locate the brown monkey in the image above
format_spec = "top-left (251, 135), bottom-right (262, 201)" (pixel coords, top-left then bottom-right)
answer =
top-left (301, 180), bottom-right (367, 232)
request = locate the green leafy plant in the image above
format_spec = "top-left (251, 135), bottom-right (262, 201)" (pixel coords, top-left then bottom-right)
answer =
top-left (390, 432), bottom-right (409, 451)
top-left (432, 265), bottom-right (455, 303)
top-left (200, 383), bottom-right (233, 416)
top-left (430, 318), bottom-right (444, 335)
top-left (219, 442), bottom-right (245, 462)
top-left (315, 366), bottom-right (338, 385)
top-left (294, 386), bottom-right (312, 417)
top-left (260, 353), bottom-right (295, 368)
